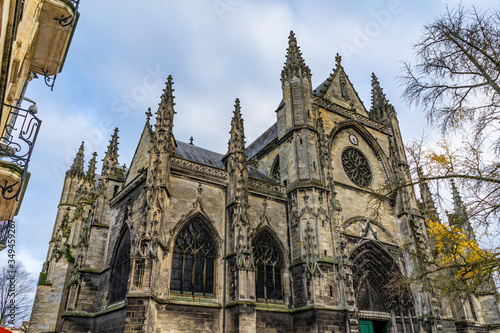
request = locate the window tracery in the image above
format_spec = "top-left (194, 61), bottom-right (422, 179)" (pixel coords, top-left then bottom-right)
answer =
top-left (341, 147), bottom-right (372, 187)
top-left (171, 218), bottom-right (216, 295)
top-left (253, 232), bottom-right (283, 302)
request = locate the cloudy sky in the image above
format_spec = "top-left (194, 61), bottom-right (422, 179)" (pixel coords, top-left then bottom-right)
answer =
top-left (2, 0), bottom-right (497, 297)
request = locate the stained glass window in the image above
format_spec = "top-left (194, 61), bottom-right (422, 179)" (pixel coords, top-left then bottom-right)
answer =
top-left (109, 228), bottom-right (131, 303)
top-left (253, 232), bottom-right (283, 302)
top-left (341, 147), bottom-right (372, 187)
top-left (171, 218), bottom-right (216, 296)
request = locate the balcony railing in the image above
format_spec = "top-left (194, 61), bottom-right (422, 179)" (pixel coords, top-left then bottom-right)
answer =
top-left (0, 104), bottom-right (41, 202)
top-left (55, 0), bottom-right (80, 27)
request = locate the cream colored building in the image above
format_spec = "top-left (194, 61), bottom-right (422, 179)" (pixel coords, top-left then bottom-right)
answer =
top-left (0, 0), bottom-right (78, 237)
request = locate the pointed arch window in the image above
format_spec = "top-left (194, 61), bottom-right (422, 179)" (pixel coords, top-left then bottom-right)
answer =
top-left (171, 218), bottom-right (216, 295)
top-left (253, 232), bottom-right (283, 302)
top-left (109, 228), bottom-right (131, 303)
top-left (271, 156), bottom-right (281, 183)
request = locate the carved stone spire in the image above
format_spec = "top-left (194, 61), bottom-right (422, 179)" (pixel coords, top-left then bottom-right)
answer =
top-left (85, 152), bottom-right (97, 185)
top-left (224, 99), bottom-right (254, 305)
top-left (153, 75), bottom-right (176, 155)
top-left (448, 180), bottom-right (471, 233)
top-left (67, 142), bottom-right (85, 178)
top-left (281, 30), bottom-right (311, 85)
top-left (369, 73), bottom-right (393, 123)
top-left (101, 128), bottom-right (119, 178)
top-left (228, 98), bottom-right (245, 154)
top-left (133, 77), bottom-right (176, 261)
top-left (451, 179), bottom-right (465, 216)
top-left (417, 167), bottom-right (439, 224)
top-left (226, 98), bottom-right (249, 225)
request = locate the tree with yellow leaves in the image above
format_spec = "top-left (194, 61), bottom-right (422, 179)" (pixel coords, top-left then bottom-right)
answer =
top-left (396, 3), bottom-right (500, 298)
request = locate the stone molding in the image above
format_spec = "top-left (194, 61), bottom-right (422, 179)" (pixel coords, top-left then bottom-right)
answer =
top-left (358, 310), bottom-right (392, 321)
top-left (171, 157), bottom-right (227, 179)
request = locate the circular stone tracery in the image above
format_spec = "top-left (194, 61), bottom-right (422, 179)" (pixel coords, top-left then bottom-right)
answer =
top-left (341, 147), bottom-right (372, 187)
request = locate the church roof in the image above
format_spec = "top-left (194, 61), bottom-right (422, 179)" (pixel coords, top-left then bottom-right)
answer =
top-left (246, 123), bottom-right (278, 160)
top-left (175, 141), bottom-right (225, 169)
top-left (175, 141), bottom-right (275, 183)
top-left (312, 79), bottom-right (330, 97)
top-left (247, 165), bottom-right (274, 183)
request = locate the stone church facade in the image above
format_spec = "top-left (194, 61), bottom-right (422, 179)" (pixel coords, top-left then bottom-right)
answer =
top-left (28, 32), bottom-right (500, 333)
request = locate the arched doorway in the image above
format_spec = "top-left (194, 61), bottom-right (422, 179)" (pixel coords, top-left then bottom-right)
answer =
top-left (350, 240), bottom-right (413, 333)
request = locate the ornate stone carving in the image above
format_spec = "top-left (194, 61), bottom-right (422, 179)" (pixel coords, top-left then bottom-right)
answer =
top-left (134, 77), bottom-right (176, 259)
top-left (342, 147), bottom-right (372, 187)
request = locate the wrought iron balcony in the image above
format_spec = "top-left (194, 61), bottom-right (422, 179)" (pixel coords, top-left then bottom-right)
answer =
top-left (0, 104), bottom-right (41, 221)
top-left (0, 220), bottom-right (12, 251)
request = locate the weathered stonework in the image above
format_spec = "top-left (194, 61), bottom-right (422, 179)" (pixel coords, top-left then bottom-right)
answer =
top-left (28, 32), bottom-right (500, 333)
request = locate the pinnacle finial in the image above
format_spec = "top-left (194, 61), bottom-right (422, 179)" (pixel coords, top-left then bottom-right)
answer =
top-left (418, 167), bottom-right (433, 204)
top-left (370, 72), bottom-right (390, 122)
top-left (335, 53), bottom-right (342, 66)
top-left (152, 76), bottom-right (176, 154)
top-left (233, 98), bottom-right (241, 118)
top-left (86, 152), bottom-right (97, 184)
top-left (102, 129), bottom-right (120, 177)
top-left (281, 31), bottom-right (311, 84)
top-left (448, 179), bottom-right (471, 236)
top-left (106, 128), bottom-right (119, 159)
top-left (68, 141), bottom-right (85, 177)
top-left (156, 76), bottom-right (176, 128)
top-left (228, 98), bottom-right (245, 154)
top-left (450, 179), bottom-right (464, 213)
top-left (146, 107), bottom-right (152, 122)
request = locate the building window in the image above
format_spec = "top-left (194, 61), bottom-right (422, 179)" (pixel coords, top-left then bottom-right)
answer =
top-left (171, 218), bottom-right (216, 296)
top-left (253, 232), bottom-right (283, 302)
top-left (109, 228), bottom-right (131, 303)
top-left (341, 147), bottom-right (372, 187)
top-left (271, 156), bottom-right (281, 183)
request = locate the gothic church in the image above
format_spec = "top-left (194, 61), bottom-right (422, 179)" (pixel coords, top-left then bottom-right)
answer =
top-left (28, 32), bottom-right (500, 333)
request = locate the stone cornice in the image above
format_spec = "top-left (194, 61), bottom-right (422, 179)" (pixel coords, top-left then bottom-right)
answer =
top-left (313, 95), bottom-right (391, 135)
top-left (171, 157), bottom-right (227, 179)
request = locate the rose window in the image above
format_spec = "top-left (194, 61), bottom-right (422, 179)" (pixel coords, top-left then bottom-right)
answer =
top-left (341, 148), bottom-right (372, 187)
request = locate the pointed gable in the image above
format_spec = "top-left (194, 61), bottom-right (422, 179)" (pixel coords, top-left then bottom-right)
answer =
top-left (124, 115), bottom-right (153, 185)
top-left (313, 54), bottom-right (368, 117)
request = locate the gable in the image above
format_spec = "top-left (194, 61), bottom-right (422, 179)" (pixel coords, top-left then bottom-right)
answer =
top-left (313, 59), bottom-right (369, 117)
top-left (123, 122), bottom-right (153, 185)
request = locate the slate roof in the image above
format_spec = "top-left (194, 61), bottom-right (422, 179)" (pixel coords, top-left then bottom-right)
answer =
top-left (174, 140), bottom-right (276, 183)
top-left (246, 123), bottom-right (278, 160)
top-left (248, 165), bottom-right (274, 182)
top-left (175, 141), bottom-right (224, 169)
top-left (313, 79), bottom-right (329, 96)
